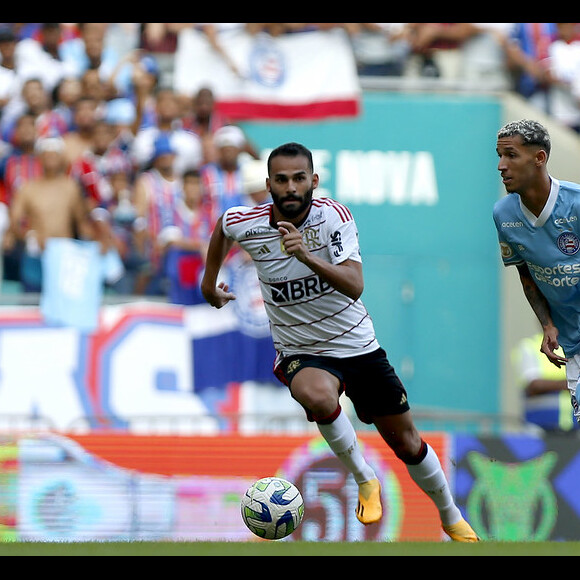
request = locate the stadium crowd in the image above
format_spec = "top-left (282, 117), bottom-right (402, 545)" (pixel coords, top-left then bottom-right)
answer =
top-left (0, 22), bottom-right (578, 301)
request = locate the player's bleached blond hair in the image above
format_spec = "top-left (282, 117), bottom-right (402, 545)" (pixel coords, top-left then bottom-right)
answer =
top-left (497, 119), bottom-right (551, 157)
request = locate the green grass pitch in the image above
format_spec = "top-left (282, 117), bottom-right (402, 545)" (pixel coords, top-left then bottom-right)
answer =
top-left (0, 541), bottom-right (579, 556)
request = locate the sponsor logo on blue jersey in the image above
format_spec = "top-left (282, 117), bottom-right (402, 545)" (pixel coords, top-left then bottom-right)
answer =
top-left (557, 232), bottom-right (580, 256)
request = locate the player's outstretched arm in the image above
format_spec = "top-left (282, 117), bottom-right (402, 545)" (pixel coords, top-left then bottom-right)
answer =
top-left (201, 216), bottom-right (237, 308)
top-left (517, 263), bottom-right (568, 367)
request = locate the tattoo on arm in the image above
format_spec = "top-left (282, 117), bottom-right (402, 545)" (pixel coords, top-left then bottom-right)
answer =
top-left (517, 264), bottom-right (553, 327)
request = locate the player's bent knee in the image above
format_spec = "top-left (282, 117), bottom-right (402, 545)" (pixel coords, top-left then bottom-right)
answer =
top-left (290, 370), bottom-right (340, 418)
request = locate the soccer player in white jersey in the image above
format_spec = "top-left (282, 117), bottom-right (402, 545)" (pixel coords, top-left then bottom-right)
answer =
top-left (494, 119), bottom-right (580, 425)
top-left (201, 142), bottom-right (478, 542)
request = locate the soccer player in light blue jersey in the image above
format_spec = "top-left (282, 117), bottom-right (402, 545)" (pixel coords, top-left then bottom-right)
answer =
top-left (494, 119), bottom-right (580, 424)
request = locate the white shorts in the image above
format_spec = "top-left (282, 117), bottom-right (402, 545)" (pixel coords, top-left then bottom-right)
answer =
top-left (565, 354), bottom-right (580, 423)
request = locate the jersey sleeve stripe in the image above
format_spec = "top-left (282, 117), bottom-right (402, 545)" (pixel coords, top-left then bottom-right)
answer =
top-left (225, 206), bottom-right (271, 226)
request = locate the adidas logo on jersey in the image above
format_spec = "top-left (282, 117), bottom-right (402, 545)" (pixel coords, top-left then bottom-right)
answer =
top-left (257, 244), bottom-right (271, 256)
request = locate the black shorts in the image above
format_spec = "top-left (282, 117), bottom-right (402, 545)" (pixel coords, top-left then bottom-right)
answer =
top-left (274, 347), bottom-right (410, 424)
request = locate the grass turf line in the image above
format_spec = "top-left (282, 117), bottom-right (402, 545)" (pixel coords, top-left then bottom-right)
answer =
top-left (0, 541), bottom-right (579, 556)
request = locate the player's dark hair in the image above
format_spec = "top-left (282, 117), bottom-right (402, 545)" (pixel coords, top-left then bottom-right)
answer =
top-left (497, 119), bottom-right (551, 158)
top-left (267, 142), bottom-right (314, 174)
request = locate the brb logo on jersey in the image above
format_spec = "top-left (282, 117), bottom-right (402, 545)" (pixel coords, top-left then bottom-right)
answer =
top-left (270, 275), bottom-right (331, 303)
top-left (557, 232), bottom-right (580, 256)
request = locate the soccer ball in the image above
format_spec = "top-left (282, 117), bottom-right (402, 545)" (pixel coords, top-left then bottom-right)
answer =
top-left (241, 476), bottom-right (304, 540)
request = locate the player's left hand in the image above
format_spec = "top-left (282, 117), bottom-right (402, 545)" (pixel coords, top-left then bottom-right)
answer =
top-left (541, 328), bottom-right (568, 368)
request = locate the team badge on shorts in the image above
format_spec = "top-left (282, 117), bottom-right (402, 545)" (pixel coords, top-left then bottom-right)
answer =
top-left (287, 359), bottom-right (302, 374)
top-left (557, 232), bottom-right (580, 255)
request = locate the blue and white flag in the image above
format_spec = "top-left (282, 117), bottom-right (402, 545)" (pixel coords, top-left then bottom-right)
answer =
top-left (184, 259), bottom-right (277, 390)
top-left (40, 238), bottom-right (119, 333)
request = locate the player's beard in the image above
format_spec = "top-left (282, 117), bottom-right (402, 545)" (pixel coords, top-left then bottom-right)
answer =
top-left (271, 187), bottom-right (314, 219)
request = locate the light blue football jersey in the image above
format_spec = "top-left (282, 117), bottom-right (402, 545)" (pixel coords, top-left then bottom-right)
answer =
top-left (493, 177), bottom-right (580, 356)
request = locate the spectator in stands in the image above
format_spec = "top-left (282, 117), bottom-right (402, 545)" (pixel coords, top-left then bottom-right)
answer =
top-left (132, 133), bottom-right (182, 295)
top-left (59, 23), bottom-right (119, 95)
top-left (115, 51), bottom-right (160, 130)
top-left (7, 136), bottom-right (94, 292)
top-left (404, 23), bottom-right (480, 79)
top-left (200, 124), bottom-right (247, 227)
top-left (89, 151), bottom-right (143, 296)
top-left (344, 23), bottom-right (411, 77)
top-left (182, 86), bottom-right (259, 164)
top-left (501, 23), bottom-right (558, 114)
top-left (513, 331), bottom-right (579, 432)
top-left (140, 23), bottom-right (182, 53)
top-left (161, 168), bottom-right (213, 304)
top-left (103, 97), bottom-right (138, 157)
top-left (459, 23), bottom-right (514, 88)
top-left (62, 95), bottom-right (101, 168)
top-left (0, 112), bottom-right (41, 206)
top-left (14, 23), bottom-right (74, 93)
top-left (69, 117), bottom-right (133, 211)
top-left (139, 23), bottom-right (190, 87)
top-left (1, 77), bottom-right (67, 143)
top-left (131, 86), bottom-right (203, 177)
top-left (51, 76), bottom-right (83, 131)
top-left (181, 86), bottom-right (230, 163)
top-left (539, 23), bottom-right (580, 133)
top-left (0, 111), bottom-right (41, 284)
top-left (0, 27), bottom-right (21, 110)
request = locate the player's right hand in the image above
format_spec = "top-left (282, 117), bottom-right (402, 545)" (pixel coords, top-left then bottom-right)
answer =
top-left (203, 281), bottom-right (237, 309)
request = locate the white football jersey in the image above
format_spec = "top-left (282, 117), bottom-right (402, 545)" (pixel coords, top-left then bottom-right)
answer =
top-left (222, 198), bottom-right (380, 362)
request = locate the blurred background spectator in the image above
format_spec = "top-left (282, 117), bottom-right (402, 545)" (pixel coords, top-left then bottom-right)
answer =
top-left (131, 87), bottom-right (203, 177)
top-left (502, 23), bottom-right (557, 113)
top-left (14, 23), bottom-right (73, 93)
top-left (200, 124), bottom-right (247, 227)
top-left (345, 23), bottom-right (411, 77)
top-left (162, 168), bottom-right (212, 305)
top-left (539, 23), bottom-right (580, 133)
top-left (132, 133), bottom-right (182, 295)
top-left (512, 331), bottom-right (580, 432)
top-left (459, 23), bottom-right (513, 88)
top-left (0, 27), bottom-right (21, 110)
top-left (7, 136), bottom-right (95, 292)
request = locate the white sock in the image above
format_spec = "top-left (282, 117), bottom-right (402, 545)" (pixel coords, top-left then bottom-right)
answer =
top-left (406, 443), bottom-right (462, 526)
top-left (317, 408), bottom-right (376, 485)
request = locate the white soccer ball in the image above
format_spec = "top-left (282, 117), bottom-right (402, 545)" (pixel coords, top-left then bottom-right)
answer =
top-left (241, 476), bottom-right (304, 540)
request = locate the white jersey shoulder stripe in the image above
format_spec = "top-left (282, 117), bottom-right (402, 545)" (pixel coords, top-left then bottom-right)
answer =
top-left (225, 204), bottom-right (271, 226)
top-left (312, 197), bottom-right (353, 223)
